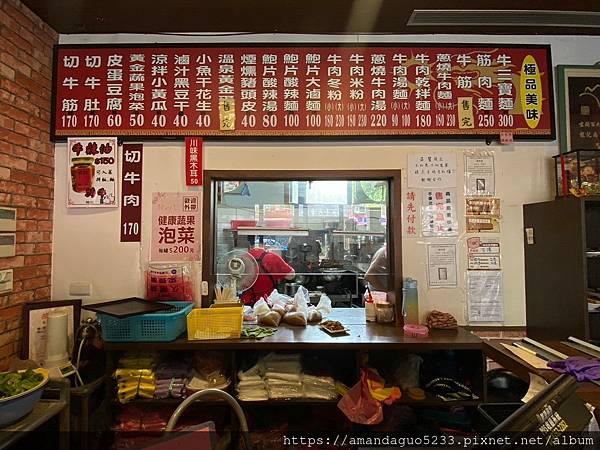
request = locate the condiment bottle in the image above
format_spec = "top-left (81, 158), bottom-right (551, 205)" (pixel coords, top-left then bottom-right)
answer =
top-left (365, 287), bottom-right (376, 322)
top-left (403, 277), bottom-right (419, 324)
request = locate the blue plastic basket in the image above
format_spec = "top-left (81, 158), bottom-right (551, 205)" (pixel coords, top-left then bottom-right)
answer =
top-left (98, 301), bottom-right (193, 342)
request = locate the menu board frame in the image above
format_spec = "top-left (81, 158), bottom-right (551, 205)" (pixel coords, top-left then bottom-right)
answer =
top-left (51, 43), bottom-right (555, 141)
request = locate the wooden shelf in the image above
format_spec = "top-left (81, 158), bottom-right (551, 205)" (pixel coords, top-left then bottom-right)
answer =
top-left (115, 396), bottom-right (480, 408)
top-left (234, 227), bottom-right (309, 236)
top-left (331, 231), bottom-right (385, 236)
top-left (238, 398), bottom-right (338, 405)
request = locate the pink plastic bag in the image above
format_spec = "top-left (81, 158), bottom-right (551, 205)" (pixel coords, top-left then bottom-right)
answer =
top-left (337, 369), bottom-right (383, 425)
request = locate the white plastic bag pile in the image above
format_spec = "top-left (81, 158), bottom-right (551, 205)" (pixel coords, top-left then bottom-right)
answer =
top-left (235, 352), bottom-right (338, 401)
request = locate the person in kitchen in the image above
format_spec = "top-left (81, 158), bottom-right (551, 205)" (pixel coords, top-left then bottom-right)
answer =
top-left (241, 245), bottom-right (296, 306)
top-left (364, 244), bottom-right (389, 292)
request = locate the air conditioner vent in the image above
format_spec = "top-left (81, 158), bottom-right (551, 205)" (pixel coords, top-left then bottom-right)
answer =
top-left (408, 9), bottom-right (600, 28)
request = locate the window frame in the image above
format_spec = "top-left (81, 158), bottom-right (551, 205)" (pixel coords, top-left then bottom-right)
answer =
top-left (202, 169), bottom-right (404, 325)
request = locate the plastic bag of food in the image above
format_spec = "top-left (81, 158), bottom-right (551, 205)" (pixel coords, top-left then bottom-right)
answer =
top-left (253, 298), bottom-right (271, 316)
top-left (272, 303), bottom-right (286, 318)
top-left (307, 307), bottom-right (322, 324)
top-left (316, 294), bottom-right (332, 316)
top-left (243, 305), bottom-right (256, 323)
top-left (293, 286), bottom-right (310, 326)
top-left (267, 289), bottom-right (292, 306)
top-left (259, 311), bottom-right (281, 327)
top-left (294, 286), bottom-right (310, 310)
top-left (283, 311), bottom-right (307, 326)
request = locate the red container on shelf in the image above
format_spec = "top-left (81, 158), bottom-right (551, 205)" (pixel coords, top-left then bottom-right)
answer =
top-left (230, 220), bottom-right (257, 230)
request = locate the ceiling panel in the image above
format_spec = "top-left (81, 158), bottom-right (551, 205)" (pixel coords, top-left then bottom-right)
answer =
top-left (20, 0), bottom-right (600, 35)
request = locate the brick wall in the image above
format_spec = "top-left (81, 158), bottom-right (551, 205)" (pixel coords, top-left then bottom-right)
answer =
top-left (0, 0), bottom-right (57, 370)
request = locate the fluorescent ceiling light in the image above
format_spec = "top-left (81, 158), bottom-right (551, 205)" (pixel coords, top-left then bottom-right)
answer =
top-left (408, 9), bottom-right (600, 28)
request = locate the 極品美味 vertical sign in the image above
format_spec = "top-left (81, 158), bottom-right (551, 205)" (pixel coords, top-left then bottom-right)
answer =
top-left (120, 144), bottom-right (143, 242)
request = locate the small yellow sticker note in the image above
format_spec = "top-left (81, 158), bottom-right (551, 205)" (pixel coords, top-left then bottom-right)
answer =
top-left (458, 97), bottom-right (474, 129)
top-left (219, 98), bottom-right (235, 131)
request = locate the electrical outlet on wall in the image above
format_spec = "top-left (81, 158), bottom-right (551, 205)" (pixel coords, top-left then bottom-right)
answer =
top-left (69, 281), bottom-right (92, 296)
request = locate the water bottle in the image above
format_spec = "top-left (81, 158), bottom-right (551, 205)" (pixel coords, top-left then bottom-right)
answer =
top-left (403, 277), bottom-right (419, 325)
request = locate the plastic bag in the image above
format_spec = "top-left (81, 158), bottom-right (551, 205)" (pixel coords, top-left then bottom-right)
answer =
top-left (292, 286), bottom-right (309, 325)
top-left (307, 307), bottom-right (322, 324)
top-left (259, 311), bottom-right (281, 327)
top-left (243, 305), bottom-right (256, 323)
top-left (316, 294), bottom-right (332, 316)
top-left (272, 303), bottom-right (286, 318)
top-left (253, 298), bottom-right (271, 316)
top-left (145, 263), bottom-right (196, 303)
top-left (337, 368), bottom-right (383, 425)
top-left (268, 289), bottom-right (292, 306)
top-left (294, 286), bottom-right (310, 310)
top-left (390, 354), bottom-right (423, 390)
top-left (283, 311), bottom-right (307, 326)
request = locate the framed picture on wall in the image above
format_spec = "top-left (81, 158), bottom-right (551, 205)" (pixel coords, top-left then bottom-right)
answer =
top-left (557, 65), bottom-right (600, 153)
top-left (21, 300), bottom-right (82, 365)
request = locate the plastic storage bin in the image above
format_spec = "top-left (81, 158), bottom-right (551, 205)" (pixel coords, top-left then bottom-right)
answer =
top-left (187, 306), bottom-right (243, 340)
top-left (98, 301), bottom-right (193, 342)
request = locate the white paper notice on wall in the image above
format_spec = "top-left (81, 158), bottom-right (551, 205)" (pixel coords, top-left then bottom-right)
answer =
top-left (427, 244), bottom-right (458, 288)
top-left (402, 190), bottom-right (420, 237)
top-left (422, 189), bottom-right (458, 237)
top-left (408, 152), bottom-right (457, 188)
top-left (467, 237), bottom-right (501, 270)
top-left (467, 270), bottom-right (504, 322)
top-left (464, 151), bottom-right (495, 196)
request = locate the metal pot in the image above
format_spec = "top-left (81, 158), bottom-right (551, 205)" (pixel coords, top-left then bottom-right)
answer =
top-left (321, 268), bottom-right (342, 282)
top-left (294, 274), bottom-right (309, 285)
top-left (284, 283), bottom-right (301, 296)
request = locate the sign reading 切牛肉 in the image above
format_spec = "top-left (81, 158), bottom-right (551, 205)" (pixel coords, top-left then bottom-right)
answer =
top-left (53, 45), bottom-right (554, 139)
top-left (121, 144), bottom-right (143, 242)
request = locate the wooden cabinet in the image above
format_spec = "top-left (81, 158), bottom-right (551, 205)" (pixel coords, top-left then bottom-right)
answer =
top-left (103, 309), bottom-right (486, 430)
top-left (524, 197), bottom-right (600, 341)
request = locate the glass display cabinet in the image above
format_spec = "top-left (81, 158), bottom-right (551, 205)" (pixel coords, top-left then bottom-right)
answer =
top-left (554, 150), bottom-right (600, 197)
top-left (202, 171), bottom-right (403, 319)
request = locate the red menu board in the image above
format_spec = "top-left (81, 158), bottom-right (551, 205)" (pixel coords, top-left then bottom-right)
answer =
top-left (53, 44), bottom-right (554, 139)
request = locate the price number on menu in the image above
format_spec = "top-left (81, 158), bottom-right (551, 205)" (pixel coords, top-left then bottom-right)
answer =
top-left (167, 246), bottom-right (193, 254)
top-left (122, 222), bottom-right (140, 236)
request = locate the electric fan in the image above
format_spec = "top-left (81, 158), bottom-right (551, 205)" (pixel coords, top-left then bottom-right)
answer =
top-left (215, 249), bottom-right (259, 300)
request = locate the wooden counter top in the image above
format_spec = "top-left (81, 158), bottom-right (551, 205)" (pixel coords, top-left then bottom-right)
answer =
top-left (104, 308), bottom-right (482, 351)
top-left (484, 339), bottom-right (600, 407)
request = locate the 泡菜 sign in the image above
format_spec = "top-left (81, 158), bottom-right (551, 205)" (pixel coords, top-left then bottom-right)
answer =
top-left (53, 44), bottom-right (554, 139)
top-left (151, 192), bottom-right (200, 261)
